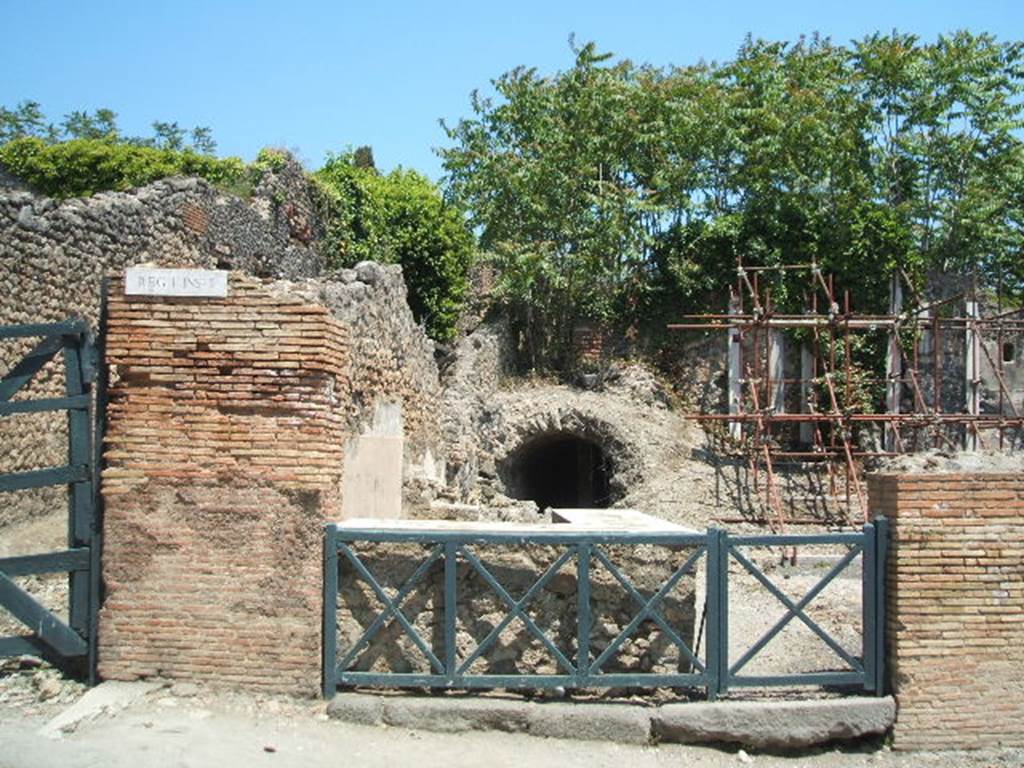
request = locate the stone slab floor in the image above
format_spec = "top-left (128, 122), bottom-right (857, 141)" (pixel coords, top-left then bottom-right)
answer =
top-left (1, 681), bottom-right (1021, 768)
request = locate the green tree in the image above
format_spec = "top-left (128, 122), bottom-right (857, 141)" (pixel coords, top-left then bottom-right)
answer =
top-left (0, 101), bottom-right (220, 155)
top-left (61, 108), bottom-right (119, 140)
top-left (0, 100), bottom-right (54, 143)
top-left (441, 40), bottom-right (669, 366)
top-left (353, 145), bottom-right (376, 169)
top-left (0, 136), bottom-right (246, 198)
top-left (440, 32), bottom-right (1024, 370)
top-left (151, 121), bottom-right (187, 151)
top-left (1, 102), bottom-right (232, 195)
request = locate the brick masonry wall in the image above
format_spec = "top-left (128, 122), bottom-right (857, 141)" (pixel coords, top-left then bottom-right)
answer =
top-left (869, 472), bottom-right (1024, 750)
top-left (99, 273), bottom-right (349, 695)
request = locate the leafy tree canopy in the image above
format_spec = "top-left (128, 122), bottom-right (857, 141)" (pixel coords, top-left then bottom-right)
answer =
top-left (0, 101), bottom-right (244, 197)
top-left (1, 100), bottom-right (218, 153)
top-left (440, 32), bottom-right (1024, 368)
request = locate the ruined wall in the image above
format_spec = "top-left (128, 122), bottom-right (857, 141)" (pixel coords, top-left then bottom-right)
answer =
top-left (100, 274), bottom-right (348, 695)
top-left (312, 262), bottom-right (444, 511)
top-left (868, 468), bottom-right (1024, 750)
top-left (0, 157), bottom-right (323, 333)
top-left (0, 156), bottom-right (325, 527)
top-left (439, 324), bottom-right (717, 527)
top-left (0, 154), bottom-right (448, 527)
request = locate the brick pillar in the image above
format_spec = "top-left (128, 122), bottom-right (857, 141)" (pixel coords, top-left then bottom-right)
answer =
top-left (571, 320), bottom-right (604, 370)
top-left (99, 273), bottom-right (349, 695)
top-left (869, 472), bottom-right (1024, 750)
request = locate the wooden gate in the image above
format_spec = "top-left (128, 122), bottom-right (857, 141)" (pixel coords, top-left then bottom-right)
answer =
top-left (0, 320), bottom-right (100, 681)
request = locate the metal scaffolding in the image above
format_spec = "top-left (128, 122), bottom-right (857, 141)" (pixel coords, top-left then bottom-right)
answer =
top-left (670, 261), bottom-right (1024, 531)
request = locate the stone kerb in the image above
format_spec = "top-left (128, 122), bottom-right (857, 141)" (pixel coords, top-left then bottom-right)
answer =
top-left (99, 272), bottom-right (349, 695)
top-left (868, 470), bottom-right (1024, 750)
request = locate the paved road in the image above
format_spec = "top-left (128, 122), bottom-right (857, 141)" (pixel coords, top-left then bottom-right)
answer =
top-left (2, 692), bottom-right (1022, 768)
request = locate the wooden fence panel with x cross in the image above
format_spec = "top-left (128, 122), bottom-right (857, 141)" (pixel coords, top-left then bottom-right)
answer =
top-left (323, 520), bottom-right (887, 699)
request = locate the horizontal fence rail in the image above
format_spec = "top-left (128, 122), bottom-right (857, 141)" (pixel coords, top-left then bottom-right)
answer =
top-left (323, 520), bottom-right (887, 699)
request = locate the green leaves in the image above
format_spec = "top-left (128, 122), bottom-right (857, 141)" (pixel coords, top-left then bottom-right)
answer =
top-left (315, 151), bottom-right (474, 342)
top-left (0, 102), bottom-right (234, 198)
top-left (440, 31), bottom-right (1024, 370)
top-left (0, 101), bottom-right (218, 155)
top-left (0, 137), bottom-right (246, 198)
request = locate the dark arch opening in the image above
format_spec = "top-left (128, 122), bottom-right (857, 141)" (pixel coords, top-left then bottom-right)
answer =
top-left (500, 433), bottom-right (614, 511)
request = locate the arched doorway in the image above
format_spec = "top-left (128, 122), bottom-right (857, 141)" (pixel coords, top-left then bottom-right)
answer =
top-left (499, 432), bottom-right (614, 511)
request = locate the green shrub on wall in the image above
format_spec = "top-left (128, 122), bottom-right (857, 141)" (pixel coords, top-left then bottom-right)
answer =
top-left (0, 137), bottom-right (248, 198)
top-left (0, 102), bottom-right (478, 343)
top-left (316, 151), bottom-right (474, 342)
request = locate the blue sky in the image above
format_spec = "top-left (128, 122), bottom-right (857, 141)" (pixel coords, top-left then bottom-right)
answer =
top-left (1, 1), bottom-right (1021, 181)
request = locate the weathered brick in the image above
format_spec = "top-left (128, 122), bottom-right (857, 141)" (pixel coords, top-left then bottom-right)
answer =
top-left (99, 273), bottom-right (349, 696)
top-left (869, 472), bottom-right (1024, 751)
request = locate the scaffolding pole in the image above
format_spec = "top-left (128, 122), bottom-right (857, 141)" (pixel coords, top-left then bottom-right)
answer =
top-left (671, 259), bottom-right (1024, 531)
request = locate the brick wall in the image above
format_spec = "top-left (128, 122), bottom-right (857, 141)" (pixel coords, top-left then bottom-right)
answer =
top-left (99, 273), bottom-right (349, 695)
top-left (869, 472), bottom-right (1024, 750)
top-left (571, 321), bottom-right (604, 369)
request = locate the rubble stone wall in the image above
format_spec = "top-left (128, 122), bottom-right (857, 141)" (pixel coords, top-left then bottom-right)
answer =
top-left (312, 263), bottom-right (443, 500)
top-left (0, 160), bottom-right (324, 527)
top-left (869, 471), bottom-right (1024, 750)
top-left (0, 161), bottom-right (446, 526)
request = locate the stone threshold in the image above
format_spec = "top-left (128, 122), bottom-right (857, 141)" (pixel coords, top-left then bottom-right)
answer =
top-left (334, 507), bottom-right (699, 535)
top-left (326, 691), bottom-right (895, 750)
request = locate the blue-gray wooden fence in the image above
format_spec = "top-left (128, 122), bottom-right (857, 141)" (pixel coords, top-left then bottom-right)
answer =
top-left (323, 519), bottom-right (887, 699)
top-left (0, 320), bottom-right (101, 681)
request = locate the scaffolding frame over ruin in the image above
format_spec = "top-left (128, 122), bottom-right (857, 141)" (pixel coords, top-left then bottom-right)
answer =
top-left (670, 260), bottom-right (1024, 531)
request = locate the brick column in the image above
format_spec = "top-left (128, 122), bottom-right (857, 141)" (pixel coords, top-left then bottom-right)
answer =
top-left (869, 472), bottom-right (1024, 750)
top-left (99, 273), bottom-right (349, 695)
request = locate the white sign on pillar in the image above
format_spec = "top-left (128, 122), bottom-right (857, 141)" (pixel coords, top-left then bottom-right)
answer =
top-left (124, 267), bottom-right (228, 298)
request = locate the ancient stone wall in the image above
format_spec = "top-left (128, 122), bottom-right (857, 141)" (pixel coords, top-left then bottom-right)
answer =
top-left (868, 469), bottom-right (1024, 750)
top-left (0, 156), bottom-right (325, 527)
top-left (312, 262), bottom-right (444, 509)
top-left (439, 324), bottom-right (717, 528)
top-left (0, 156), bottom-right (448, 526)
top-left (99, 274), bottom-right (348, 695)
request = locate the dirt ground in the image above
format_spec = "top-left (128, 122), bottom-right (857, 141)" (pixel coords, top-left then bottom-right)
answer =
top-left (1, 680), bottom-right (1023, 768)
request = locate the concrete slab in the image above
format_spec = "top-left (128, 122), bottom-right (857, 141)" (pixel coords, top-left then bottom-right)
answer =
top-left (328, 693), bottom-right (645, 742)
top-left (525, 700), bottom-right (651, 744)
top-left (550, 508), bottom-right (697, 533)
top-left (333, 511), bottom-right (694, 535)
top-left (652, 697), bottom-right (896, 749)
top-left (382, 696), bottom-right (530, 734)
top-left (325, 693), bottom-right (385, 726)
top-left (327, 692), bottom-right (896, 750)
top-left (39, 680), bottom-right (164, 739)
